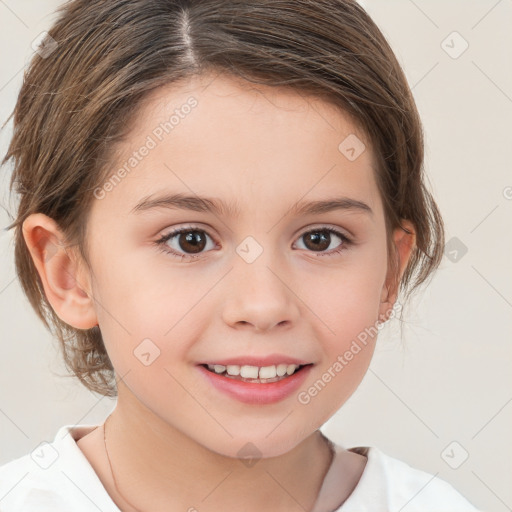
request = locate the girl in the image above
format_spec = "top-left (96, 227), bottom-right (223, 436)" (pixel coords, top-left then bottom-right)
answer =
top-left (0, 0), bottom-right (479, 510)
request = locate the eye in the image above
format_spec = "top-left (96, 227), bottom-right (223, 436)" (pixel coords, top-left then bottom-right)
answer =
top-left (155, 226), bottom-right (217, 261)
top-left (155, 225), bottom-right (353, 262)
top-left (294, 227), bottom-right (352, 257)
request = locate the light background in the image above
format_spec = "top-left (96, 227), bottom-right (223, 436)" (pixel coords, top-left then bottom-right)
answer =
top-left (0, 1), bottom-right (511, 511)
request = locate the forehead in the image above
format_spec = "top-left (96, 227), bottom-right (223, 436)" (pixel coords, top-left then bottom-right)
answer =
top-left (91, 72), bottom-right (382, 221)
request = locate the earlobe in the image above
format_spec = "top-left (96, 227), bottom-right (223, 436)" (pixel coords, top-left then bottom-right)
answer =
top-left (378, 219), bottom-right (416, 323)
top-left (22, 213), bottom-right (98, 330)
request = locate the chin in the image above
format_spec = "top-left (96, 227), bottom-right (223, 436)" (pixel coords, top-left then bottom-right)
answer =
top-left (198, 426), bottom-right (312, 461)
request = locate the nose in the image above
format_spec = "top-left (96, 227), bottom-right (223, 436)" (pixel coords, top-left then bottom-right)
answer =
top-left (221, 254), bottom-right (300, 333)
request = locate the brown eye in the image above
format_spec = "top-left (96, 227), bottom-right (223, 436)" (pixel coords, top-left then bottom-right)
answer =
top-left (176, 231), bottom-right (207, 254)
top-left (155, 227), bottom-right (216, 260)
top-left (302, 231), bottom-right (332, 251)
top-left (295, 227), bottom-right (352, 256)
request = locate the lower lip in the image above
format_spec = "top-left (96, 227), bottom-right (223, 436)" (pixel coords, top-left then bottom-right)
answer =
top-left (197, 364), bottom-right (313, 405)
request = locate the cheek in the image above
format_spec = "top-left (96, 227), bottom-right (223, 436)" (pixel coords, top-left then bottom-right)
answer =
top-left (299, 251), bottom-right (386, 396)
top-left (90, 254), bottom-right (217, 386)
top-left (90, 242), bottom-right (200, 333)
top-left (297, 284), bottom-right (382, 428)
top-left (305, 252), bottom-right (386, 342)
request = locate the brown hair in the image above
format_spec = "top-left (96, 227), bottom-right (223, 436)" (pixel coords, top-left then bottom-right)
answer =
top-left (2, 0), bottom-right (444, 397)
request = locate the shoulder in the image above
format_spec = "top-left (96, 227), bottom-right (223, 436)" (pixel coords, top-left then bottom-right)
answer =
top-left (0, 424), bottom-right (120, 512)
top-left (338, 445), bottom-right (480, 511)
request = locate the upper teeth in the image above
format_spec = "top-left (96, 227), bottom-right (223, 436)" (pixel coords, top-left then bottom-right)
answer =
top-left (207, 364), bottom-right (301, 379)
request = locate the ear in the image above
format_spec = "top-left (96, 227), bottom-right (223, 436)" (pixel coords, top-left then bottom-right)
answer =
top-left (22, 213), bottom-right (98, 330)
top-left (378, 219), bottom-right (416, 323)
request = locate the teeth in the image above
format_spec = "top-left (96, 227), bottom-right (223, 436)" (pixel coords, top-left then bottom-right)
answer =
top-left (226, 365), bottom-right (240, 376)
top-left (240, 365), bottom-right (259, 378)
top-left (286, 364), bottom-right (296, 375)
top-left (259, 366), bottom-right (277, 379)
top-left (276, 364), bottom-right (288, 376)
top-left (207, 363), bottom-right (302, 378)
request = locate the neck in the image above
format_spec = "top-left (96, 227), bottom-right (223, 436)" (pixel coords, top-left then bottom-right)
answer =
top-left (103, 383), bottom-right (334, 512)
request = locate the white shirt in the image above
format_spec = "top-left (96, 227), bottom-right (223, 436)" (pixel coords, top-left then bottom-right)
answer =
top-left (0, 424), bottom-right (479, 511)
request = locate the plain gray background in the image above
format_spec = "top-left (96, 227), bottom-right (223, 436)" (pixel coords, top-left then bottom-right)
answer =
top-left (0, 1), bottom-right (511, 511)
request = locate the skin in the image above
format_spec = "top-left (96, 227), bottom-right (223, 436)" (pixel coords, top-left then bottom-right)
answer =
top-left (23, 72), bottom-right (415, 512)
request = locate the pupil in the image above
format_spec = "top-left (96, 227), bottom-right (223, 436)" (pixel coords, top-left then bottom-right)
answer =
top-left (181, 231), bottom-right (206, 253)
top-left (307, 231), bottom-right (329, 251)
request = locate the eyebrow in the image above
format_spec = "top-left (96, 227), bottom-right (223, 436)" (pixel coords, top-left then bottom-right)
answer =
top-left (130, 192), bottom-right (373, 218)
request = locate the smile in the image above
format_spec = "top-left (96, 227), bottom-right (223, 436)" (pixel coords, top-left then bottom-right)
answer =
top-left (197, 362), bottom-right (314, 404)
top-left (204, 363), bottom-right (305, 383)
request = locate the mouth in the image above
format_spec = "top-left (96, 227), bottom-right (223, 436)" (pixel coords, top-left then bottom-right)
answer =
top-left (200, 363), bottom-right (312, 384)
top-left (197, 359), bottom-right (314, 404)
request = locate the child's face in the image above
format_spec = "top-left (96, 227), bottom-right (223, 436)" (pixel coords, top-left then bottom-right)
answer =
top-left (79, 73), bottom-right (406, 457)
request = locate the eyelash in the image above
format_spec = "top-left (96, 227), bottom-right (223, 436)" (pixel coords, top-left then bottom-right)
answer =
top-left (154, 226), bottom-right (353, 261)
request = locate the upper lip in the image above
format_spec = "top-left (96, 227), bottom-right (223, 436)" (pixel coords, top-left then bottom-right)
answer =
top-left (198, 354), bottom-right (312, 367)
